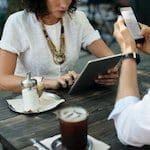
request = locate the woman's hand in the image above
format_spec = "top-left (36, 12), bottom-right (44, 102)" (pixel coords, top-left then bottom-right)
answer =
top-left (43, 71), bottom-right (78, 90)
top-left (137, 24), bottom-right (150, 54)
top-left (94, 64), bottom-right (119, 86)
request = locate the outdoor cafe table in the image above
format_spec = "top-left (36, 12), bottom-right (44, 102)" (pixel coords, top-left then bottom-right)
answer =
top-left (0, 85), bottom-right (150, 150)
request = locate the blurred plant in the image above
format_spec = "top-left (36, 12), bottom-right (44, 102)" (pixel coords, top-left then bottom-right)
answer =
top-left (0, 0), bottom-right (23, 37)
top-left (7, 0), bottom-right (23, 15)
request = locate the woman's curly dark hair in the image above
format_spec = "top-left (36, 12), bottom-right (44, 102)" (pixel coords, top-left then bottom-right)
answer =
top-left (22, 0), bottom-right (77, 17)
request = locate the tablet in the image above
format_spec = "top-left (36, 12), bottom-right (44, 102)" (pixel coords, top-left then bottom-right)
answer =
top-left (68, 53), bottom-right (122, 95)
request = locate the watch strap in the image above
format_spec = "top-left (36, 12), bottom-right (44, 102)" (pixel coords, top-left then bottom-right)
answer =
top-left (122, 52), bottom-right (140, 64)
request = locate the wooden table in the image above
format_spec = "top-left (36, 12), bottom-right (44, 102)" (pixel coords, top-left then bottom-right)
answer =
top-left (0, 84), bottom-right (150, 150)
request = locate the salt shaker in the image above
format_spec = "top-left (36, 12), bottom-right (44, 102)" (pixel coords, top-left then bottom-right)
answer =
top-left (21, 72), bottom-right (40, 112)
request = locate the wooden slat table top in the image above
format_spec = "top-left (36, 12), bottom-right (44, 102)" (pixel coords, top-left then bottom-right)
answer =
top-left (0, 73), bottom-right (150, 150)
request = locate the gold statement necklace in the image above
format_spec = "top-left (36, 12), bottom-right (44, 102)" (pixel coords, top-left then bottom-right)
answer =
top-left (40, 19), bottom-right (65, 65)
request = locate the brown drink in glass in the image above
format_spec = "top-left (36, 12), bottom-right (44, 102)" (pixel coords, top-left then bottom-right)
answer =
top-left (58, 107), bottom-right (88, 150)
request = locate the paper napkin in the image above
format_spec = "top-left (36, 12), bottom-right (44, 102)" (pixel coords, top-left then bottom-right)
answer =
top-left (34, 134), bottom-right (110, 150)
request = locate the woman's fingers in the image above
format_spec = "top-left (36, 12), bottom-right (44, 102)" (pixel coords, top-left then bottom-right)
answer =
top-left (95, 79), bottom-right (117, 85)
top-left (98, 73), bottom-right (118, 79)
top-left (57, 78), bottom-right (68, 88)
top-left (95, 66), bottom-right (119, 86)
top-left (44, 71), bottom-right (78, 90)
top-left (62, 74), bottom-right (74, 86)
top-left (57, 71), bottom-right (78, 88)
top-left (95, 75), bottom-right (118, 85)
top-left (68, 71), bottom-right (78, 80)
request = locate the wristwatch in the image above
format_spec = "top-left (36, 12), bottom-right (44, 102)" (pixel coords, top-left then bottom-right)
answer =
top-left (122, 52), bottom-right (140, 64)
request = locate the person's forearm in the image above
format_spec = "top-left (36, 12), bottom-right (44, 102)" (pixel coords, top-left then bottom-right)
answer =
top-left (0, 75), bottom-right (24, 92)
top-left (116, 59), bottom-right (140, 100)
top-left (87, 39), bottom-right (114, 57)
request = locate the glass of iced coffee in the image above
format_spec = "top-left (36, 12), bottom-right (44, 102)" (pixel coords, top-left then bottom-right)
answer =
top-left (58, 106), bottom-right (88, 150)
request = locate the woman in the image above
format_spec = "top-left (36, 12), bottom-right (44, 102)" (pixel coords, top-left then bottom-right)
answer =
top-left (0, 0), bottom-right (117, 92)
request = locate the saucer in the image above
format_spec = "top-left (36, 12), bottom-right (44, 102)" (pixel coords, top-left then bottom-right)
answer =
top-left (7, 92), bottom-right (65, 114)
top-left (51, 137), bottom-right (93, 150)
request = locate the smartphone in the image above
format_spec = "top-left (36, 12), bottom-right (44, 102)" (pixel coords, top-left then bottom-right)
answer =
top-left (120, 7), bottom-right (145, 43)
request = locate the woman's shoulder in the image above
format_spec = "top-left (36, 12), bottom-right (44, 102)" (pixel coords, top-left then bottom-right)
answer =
top-left (6, 10), bottom-right (35, 25)
top-left (8, 10), bottom-right (26, 20)
top-left (71, 10), bottom-right (86, 19)
top-left (66, 10), bottom-right (87, 22)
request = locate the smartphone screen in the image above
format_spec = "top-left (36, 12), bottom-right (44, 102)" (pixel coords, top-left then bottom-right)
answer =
top-left (120, 7), bottom-right (144, 43)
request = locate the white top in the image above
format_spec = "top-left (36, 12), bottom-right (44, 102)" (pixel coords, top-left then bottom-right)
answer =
top-left (0, 10), bottom-right (100, 78)
top-left (108, 89), bottom-right (150, 147)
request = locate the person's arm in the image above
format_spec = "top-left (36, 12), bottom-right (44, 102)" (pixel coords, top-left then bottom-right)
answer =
top-left (116, 58), bottom-right (140, 100)
top-left (115, 19), bottom-right (150, 99)
top-left (0, 49), bottom-right (78, 92)
top-left (110, 90), bottom-right (150, 147)
top-left (113, 16), bottom-right (150, 99)
top-left (0, 49), bottom-right (24, 92)
top-left (113, 15), bottom-right (140, 98)
top-left (87, 39), bottom-right (114, 57)
top-left (109, 16), bottom-right (150, 146)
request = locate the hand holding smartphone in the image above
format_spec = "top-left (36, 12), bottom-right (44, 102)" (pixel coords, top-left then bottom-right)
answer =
top-left (120, 7), bottom-right (145, 43)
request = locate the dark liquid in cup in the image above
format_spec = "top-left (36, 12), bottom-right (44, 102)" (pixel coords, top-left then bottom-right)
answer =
top-left (59, 107), bottom-right (88, 150)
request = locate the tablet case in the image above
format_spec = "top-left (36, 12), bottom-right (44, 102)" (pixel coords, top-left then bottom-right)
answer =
top-left (68, 53), bottom-right (122, 95)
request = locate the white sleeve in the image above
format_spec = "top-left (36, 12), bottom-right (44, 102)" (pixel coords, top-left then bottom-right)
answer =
top-left (0, 14), bottom-right (28, 54)
top-left (108, 89), bottom-right (150, 147)
top-left (78, 11), bottom-right (101, 49)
